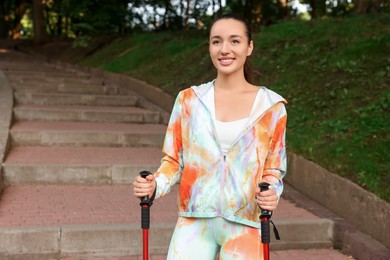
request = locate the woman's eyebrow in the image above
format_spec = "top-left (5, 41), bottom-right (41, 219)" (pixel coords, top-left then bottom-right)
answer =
top-left (210, 34), bottom-right (243, 39)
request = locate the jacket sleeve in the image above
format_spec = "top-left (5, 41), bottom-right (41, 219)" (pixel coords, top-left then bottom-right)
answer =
top-left (262, 103), bottom-right (287, 197)
top-left (154, 91), bottom-right (185, 199)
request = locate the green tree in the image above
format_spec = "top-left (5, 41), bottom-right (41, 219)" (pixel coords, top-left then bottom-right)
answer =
top-left (225, 0), bottom-right (289, 30)
top-left (0, 0), bottom-right (28, 39)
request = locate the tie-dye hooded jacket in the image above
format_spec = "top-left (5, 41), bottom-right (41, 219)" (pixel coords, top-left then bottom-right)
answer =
top-left (154, 81), bottom-right (287, 228)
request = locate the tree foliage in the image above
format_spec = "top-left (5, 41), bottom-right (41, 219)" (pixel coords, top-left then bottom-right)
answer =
top-left (0, 0), bottom-right (388, 42)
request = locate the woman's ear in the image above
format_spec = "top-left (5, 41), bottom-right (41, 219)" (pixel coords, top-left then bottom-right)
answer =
top-left (247, 40), bottom-right (254, 56)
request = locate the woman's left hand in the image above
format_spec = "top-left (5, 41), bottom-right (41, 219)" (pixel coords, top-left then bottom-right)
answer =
top-left (255, 188), bottom-right (279, 211)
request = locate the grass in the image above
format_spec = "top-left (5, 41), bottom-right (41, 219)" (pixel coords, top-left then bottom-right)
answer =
top-left (68, 14), bottom-right (389, 201)
top-left (253, 15), bottom-right (390, 200)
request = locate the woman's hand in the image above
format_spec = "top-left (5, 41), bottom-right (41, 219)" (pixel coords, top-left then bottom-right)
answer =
top-left (255, 187), bottom-right (279, 211)
top-left (133, 174), bottom-right (156, 199)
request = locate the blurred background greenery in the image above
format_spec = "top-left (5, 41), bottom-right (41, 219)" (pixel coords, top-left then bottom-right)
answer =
top-left (2, 0), bottom-right (389, 43)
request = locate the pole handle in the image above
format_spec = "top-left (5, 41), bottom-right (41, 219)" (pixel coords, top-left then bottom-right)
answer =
top-left (140, 171), bottom-right (151, 204)
top-left (259, 182), bottom-right (270, 192)
top-left (258, 182), bottom-right (272, 219)
top-left (258, 182), bottom-right (281, 242)
top-left (140, 171), bottom-right (152, 230)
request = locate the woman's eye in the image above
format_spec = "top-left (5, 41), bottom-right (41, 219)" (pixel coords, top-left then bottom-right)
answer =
top-left (212, 40), bottom-right (221, 45)
top-left (232, 39), bottom-right (240, 44)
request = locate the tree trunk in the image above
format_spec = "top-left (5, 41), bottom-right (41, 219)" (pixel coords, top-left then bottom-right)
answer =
top-left (32, 0), bottom-right (48, 44)
top-left (216, 0), bottom-right (223, 15)
top-left (185, 0), bottom-right (190, 29)
top-left (65, 16), bottom-right (69, 37)
top-left (353, 0), bottom-right (381, 13)
top-left (180, 0), bottom-right (184, 22)
top-left (309, 0), bottom-right (326, 19)
top-left (56, 15), bottom-right (62, 36)
top-left (211, 0), bottom-right (216, 17)
top-left (0, 0), bottom-right (9, 38)
top-left (162, 0), bottom-right (171, 29)
top-left (278, 0), bottom-right (289, 19)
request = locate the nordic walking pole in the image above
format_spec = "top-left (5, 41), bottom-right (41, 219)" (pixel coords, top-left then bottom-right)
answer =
top-left (139, 171), bottom-right (152, 260)
top-left (259, 182), bottom-right (272, 260)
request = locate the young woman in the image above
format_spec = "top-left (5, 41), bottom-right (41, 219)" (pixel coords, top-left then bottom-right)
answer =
top-left (133, 13), bottom-right (287, 259)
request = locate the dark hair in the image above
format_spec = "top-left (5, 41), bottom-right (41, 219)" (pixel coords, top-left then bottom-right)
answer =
top-left (210, 13), bottom-right (254, 84)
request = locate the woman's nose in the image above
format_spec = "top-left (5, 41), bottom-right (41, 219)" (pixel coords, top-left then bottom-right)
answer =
top-left (220, 42), bottom-right (230, 54)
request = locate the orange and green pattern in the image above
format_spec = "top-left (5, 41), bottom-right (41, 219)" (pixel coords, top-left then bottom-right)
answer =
top-left (155, 81), bottom-right (287, 228)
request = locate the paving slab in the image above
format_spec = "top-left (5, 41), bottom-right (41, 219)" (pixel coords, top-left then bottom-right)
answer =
top-left (44, 249), bottom-right (355, 260)
top-left (10, 121), bottom-right (166, 147)
top-left (4, 146), bottom-right (163, 164)
top-left (0, 184), bottom-right (335, 257)
top-left (12, 82), bottom-right (122, 95)
top-left (13, 104), bottom-right (161, 123)
top-left (14, 92), bottom-right (139, 106)
top-left (0, 185), bottom-right (321, 227)
top-left (3, 146), bottom-right (162, 184)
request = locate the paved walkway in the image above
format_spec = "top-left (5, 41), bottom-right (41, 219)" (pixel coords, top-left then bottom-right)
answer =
top-left (51, 248), bottom-right (354, 259)
top-left (0, 184), bottom-right (323, 227)
top-left (0, 47), bottom-right (377, 259)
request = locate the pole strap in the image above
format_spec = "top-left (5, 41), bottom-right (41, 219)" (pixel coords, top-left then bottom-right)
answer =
top-left (261, 219), bottom-right (281, 243)
top-left (270, 220), bottom-right (280, 240)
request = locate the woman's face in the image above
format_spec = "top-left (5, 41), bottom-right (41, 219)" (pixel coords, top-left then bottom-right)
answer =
top-left (209, 18), bottom-right (253, 78)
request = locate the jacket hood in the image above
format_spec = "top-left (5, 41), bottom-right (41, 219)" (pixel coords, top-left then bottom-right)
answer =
top-left (191, 80), bottom-right (287, 127)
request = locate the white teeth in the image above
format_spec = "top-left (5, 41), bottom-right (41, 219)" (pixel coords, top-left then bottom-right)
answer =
top-left (220, 58), bottom-right (234, 64)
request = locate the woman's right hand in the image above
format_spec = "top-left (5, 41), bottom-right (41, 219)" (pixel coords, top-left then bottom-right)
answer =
top-left (133, 174), bottom-right (156, 199)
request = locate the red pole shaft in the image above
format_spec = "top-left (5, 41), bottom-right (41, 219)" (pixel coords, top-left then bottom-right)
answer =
top-left (139, 171), bottom-right (152, 260)
top-left (143, 229), bottom-right (148, 260)
top-left (263, 243), bottom-right (269, 260)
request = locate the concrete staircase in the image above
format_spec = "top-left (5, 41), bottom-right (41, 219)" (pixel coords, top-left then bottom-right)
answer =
top-left (0, 55), bottom-right (336, 259)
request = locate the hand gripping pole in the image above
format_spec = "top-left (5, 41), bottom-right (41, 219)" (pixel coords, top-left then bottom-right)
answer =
top-left (140, 171), bottom-right (152, 260)
top-left (258, 182), bottom-right (280, 260)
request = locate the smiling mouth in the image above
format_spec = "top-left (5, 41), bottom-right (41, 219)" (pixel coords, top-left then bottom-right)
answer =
top-left (219, 58), bottom-right (235, 65)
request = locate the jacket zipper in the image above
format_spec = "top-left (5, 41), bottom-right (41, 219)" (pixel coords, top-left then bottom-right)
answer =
top-left (192, 86), bottom-right (227, 217)
top-left (192, 84), bottom-right (281, 217)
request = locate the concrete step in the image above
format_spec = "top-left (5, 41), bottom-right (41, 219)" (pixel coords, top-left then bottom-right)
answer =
top-left (4, 68), bottom-right (88, 77)
top-left (2, 146), bottom-right (162, 184)
top-left (7, 74), bottom-right (104, 85)
top-left (0, 53), bottom-right (37, 62)
top-left (10, 121), bottom-right (166, 147)
top-left (11, 82), bottom-right (121, 95)
top-left (0, 184), bottom-right (175, 258)
top-left (0, 184), bottom-right (334, 259)
top-left (13, 104), bottom-right (161, 124)
top-left (42, 249), bottom-right (355, 260)
top-left (14, 92), bottom-right (138, 106)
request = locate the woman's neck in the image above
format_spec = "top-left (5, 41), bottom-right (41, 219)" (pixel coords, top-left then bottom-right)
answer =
top-left (215, 74), bottom-right (251, 93)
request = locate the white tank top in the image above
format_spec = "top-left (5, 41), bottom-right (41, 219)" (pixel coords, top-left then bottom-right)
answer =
top-left (204, 86), bottom-right (260, 155)
top-left (215, 118), bottom-right (248, 154)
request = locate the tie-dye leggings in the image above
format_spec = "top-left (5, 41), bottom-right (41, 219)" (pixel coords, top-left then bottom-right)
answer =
top-left (167, 217), bottom-right (263, 260)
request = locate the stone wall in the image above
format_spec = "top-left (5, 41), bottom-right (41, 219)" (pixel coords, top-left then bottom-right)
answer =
top-left (286, 152), bottom-right (390, 248)
top-left (0, 70), bottom-right (13, 195)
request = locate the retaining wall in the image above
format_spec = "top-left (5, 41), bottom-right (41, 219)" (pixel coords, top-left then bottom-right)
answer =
top-left (286, 152), bottom-right (390, 249)
top-left (0, 70), bottom-right (13, 195)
